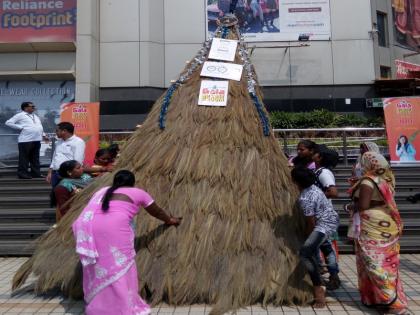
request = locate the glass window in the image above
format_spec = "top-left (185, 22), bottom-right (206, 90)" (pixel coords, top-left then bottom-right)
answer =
top-left (377, 12), bottom-right (388, 47)
top-left (380, 66), bottom-right (391, 79)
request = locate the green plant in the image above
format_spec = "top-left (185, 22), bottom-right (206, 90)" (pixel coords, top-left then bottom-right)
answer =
top-left (269, 109), bottom-right (384, 129)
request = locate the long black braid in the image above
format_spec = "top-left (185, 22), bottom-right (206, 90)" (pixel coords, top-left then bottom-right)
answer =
top-left (102, 170), bottom-right (135, 211)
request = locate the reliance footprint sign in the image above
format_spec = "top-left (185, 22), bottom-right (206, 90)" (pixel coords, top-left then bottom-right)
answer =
top-left (0, 0), bottom-right (76, 43)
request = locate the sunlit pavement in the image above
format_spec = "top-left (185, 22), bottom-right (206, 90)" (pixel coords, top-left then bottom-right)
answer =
top-left (1, 255), bottom-right (420, 314)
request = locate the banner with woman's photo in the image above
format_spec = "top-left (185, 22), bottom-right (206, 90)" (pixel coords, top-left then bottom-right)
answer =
top-left (383, 97), bottom-right (420, 164)
top-left (392, 0), bottom-right (420, 52)
top-left (206, 0), bottom-right (331, 42)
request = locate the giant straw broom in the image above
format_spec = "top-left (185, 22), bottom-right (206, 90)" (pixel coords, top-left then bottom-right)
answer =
top-left (13, 16), bottom-right (312, 314)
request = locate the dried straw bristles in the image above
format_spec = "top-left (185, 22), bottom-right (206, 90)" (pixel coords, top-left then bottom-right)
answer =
top-left (13, 26), bottom-right (313, 314)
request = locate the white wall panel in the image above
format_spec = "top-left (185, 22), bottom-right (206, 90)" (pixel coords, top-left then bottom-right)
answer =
top-left (332, 40), bottom-right (375, 84)
top-left (140, 42), bottom-right (164, 87)
top-left (290, 42), bottom-right (333, 85)
top-left (100, 0), bottom-right (140, 42)
top-left (250, 47), bottom-right (290, 86)
top-left (164, 0), bottom-right (205, 44)
top-left (37, 53), bottom-right (75, 71)
top-left (164, 44), bottom-right (202, 86)
top-left (0, 54), bottom-right (36, 71)
top-left (140, 0), bottom-right (164, 43)
top-left (100, 42), bottom-right (140, 87)
top-left (330, 0), bottom-right (371, 40)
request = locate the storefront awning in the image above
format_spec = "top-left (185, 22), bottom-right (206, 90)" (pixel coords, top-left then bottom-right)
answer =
top-left (374, 78), bottom-right (420, 96)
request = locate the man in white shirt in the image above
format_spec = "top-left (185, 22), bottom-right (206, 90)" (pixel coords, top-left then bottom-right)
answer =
top-left (5, 102), bottom-right (48, 179)
top-left (47, 122), bottom-right (85, 187)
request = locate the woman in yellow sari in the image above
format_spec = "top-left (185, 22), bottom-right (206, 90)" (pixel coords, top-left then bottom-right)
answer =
top-left (348, 152), bottom-right (408, 315)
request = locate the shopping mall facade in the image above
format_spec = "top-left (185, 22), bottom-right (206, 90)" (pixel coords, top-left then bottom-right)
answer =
top-left (1, 0), bottom-right (420, 130)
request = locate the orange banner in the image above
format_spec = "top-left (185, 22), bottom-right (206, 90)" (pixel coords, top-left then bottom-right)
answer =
top-left (383, 97), bottom-right (420, 163)
top-left (60, 102), bottom-right (100, 165)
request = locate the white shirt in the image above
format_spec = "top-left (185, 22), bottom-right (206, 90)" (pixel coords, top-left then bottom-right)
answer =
top-left (50, 135), bottom-right (86, 170)
top-left (316, 168), bottom-right (336, 189)
top-left (5, 111), bottom-right (45, 143)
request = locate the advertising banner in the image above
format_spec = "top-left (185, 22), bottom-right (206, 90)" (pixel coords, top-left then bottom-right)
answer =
top-left (395, 60), bottom-right (420, 79)
top-left (383, 97), bottom-right (420, 164)
top-left (60, 102), bottom-right (100, 166)
top-left (0, 0), bottom-right (76, 43)
top-left (392, 0), bottom-right (420, 52)
top-left (0, 80), bottom-right (75, 162)
top-left (207, 0), bottom-right (331, 42)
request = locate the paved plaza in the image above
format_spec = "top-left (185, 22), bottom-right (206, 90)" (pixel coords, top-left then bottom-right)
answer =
top-left (0, 255), bottom-right (420, 314)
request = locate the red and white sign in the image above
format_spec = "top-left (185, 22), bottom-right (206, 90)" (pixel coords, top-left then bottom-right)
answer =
top-left (0, 0), bottom-right (76, 43)
top-left (395, 60), bottom-right (420, 79)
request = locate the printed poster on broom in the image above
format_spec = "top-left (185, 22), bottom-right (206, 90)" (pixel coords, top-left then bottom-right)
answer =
top-left (198, 80), bottom-right (229, 107)
top-left (383, 97), bottom-right (420, 164)
top-left (60, 102), bottom-right (100, 165)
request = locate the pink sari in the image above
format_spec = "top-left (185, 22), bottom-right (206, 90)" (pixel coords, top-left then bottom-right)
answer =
top-left (72, 186), bottom-right (154, 315)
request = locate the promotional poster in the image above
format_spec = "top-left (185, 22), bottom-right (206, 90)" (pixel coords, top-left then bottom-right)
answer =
top-left (392, 0), bottom-right (420, 52)
top-left (0, 80), bottom-right (75, 163)
top-left (0, 0), bottom-right (76, 43)
top-left (60, 102), bottom-right (100, 165)
top-left (383, 97), bottom-right (420, 164)
top-left (207, 0), bottom-right (331, 42)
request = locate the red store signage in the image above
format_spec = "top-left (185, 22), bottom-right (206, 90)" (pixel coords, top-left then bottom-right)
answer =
top-left (395, 60), bottom-right (420, 79)
top-left (0, 0), bottom-right (76, 43)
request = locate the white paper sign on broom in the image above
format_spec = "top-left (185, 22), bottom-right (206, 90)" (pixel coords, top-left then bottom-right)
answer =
top-left (200, 61), bottom-right (243, 81)
top-left (208, 38), bottom-right (238, 62)
top-left (198, 80), bottom-right (229, 107)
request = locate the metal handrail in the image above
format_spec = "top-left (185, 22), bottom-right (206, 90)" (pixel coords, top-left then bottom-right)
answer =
top-left (0, 127), bottom-right (386, 137)
top-left (0, 127), bottom-right (388, 167)
top-left (273, 127), bottom-right (385, 132)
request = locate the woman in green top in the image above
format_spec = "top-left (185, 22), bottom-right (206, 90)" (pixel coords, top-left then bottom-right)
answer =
top-left (53, 160), bottom-right (93, 221)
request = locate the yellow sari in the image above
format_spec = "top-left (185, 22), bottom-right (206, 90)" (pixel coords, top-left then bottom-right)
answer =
top-left (350, 152), bottom-right (407, 314)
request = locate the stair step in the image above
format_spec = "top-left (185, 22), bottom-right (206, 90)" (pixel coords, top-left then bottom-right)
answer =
top-left (0, 186), bottom-right (51, 196)
top-left (337, 235), bottom-right (420, 254)
top-left (0, 240), bottom-right (38, 256)
top-left (0, 178), bottom-right (50, 186)
top-left (0, 208), bottom-right (55, 222)
top-left (0, 222), bottom-right (52, 239)
top-left (0, 196), bottom-right (51, 209)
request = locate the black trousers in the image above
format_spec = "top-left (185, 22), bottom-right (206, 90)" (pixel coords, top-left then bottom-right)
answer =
top-left (18, 141), bottom-right (41, 177)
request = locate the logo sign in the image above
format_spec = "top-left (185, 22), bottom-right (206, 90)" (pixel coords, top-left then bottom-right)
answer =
top-left (0, 0), bottom-right (77, 43)
top-left (198, 80), bottom-right (229, 107)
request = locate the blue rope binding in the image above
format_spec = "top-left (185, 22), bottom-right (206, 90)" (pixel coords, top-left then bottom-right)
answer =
top-left (159, 80), bottom-right (180, 130)
top-left (221, 26), bottom-right (229, 38)
top-left (250, 93), bottom-right (270, 136)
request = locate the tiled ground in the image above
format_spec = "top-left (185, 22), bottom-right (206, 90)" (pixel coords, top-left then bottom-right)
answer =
top-left (1, 255), bottom-right (420, 314)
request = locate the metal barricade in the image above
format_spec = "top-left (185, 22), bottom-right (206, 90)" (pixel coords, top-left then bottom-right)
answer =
top-left (0, 128), bottom-right (387, 167)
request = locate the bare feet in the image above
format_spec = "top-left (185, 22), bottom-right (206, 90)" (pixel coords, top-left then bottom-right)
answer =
top-left (313, 286), bottom-right (326, 308)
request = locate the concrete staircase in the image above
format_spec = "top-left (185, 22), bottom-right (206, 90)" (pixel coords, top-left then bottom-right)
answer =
top-left (0, 165), bottom-right (419, 256)
top-left (0, 168), bottom-right (54, 256)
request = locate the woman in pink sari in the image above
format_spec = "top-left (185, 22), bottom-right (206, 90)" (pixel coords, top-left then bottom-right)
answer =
top-left (72, 170), bottom-right (181, 315)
